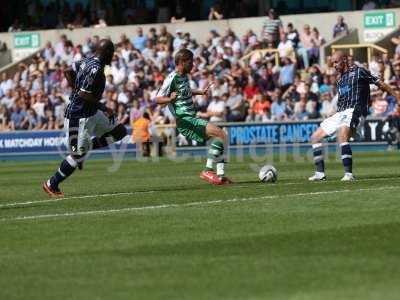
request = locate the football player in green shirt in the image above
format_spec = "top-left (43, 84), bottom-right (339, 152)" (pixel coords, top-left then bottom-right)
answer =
top-left (156, 49), bottom-right (232, 185)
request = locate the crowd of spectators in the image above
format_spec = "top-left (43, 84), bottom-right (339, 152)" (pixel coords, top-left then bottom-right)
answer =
top-left (0, 13), bottom-right (399, 133)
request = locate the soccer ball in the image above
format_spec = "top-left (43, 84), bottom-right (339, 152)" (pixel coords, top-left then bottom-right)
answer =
top-left (258, 165), bottom-right (278, 183)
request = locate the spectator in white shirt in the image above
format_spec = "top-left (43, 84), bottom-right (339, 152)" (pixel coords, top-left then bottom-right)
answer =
top-left (117, 84), bottom-right (130, 105)
top-left (319, 92), bottom-right (337, 118)
top-left (43, 41), bottom-right (53, 61)
top-left (277, 32), bottom-right (294, 58)
top-left (32, 93), bottom-right (46, 119)
top-left (0, 89), bottom-right (15, 109)
top-left (60, 45), bottom-right (74, 65)
top-left (0, 73), bottom-right (14, 96)
top-left (121, 41), bottom-right (133, 64)
top-left (54, 34), bottom-right (67, 60)
top-left (142, 40), bottom-right (155, 61)
top-left (110, 57), bottom-right (127, 85)
top-left (369, 55), bottom-right (380, 77)
top-left (173, 29), bottom-right (185, 50)
top-left (198, 95), bottom-right (226, 122)
top-left (73, 45), bottom-right (83, 62)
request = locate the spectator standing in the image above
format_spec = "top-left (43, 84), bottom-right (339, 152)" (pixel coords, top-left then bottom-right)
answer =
top-left (54, 34), bottom-right (67, 60)
top-left (279, 57), bottom-right (296, 92)
top-left (262, 9), bottom-right (283, 47)
top-left (333, 15), bottom-right (349, 38)
top-left (309, 28), bottom-right (325, 64)
top-left (43, 42), bottom-right (53, 61)
top-left (286, 23), bottom-right (300, 49)
top-left (298, 24), bottom-right (314, 69)
top-left (132, 111), bottom-right (151, 157)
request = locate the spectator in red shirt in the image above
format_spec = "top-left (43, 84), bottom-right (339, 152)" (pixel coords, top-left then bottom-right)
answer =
top-left (243, 77), bottom-right (260, 102)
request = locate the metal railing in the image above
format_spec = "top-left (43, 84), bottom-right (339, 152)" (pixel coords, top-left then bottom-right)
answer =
top-left (240, 48), bottom-right (296, 66)
top-left (331, 43), bottom-right (388, 64)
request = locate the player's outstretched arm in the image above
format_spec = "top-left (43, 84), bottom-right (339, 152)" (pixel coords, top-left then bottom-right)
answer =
top-left (192, 82), bottom-right (213, 96)
top-left (156, 92), bottom-right (177, 105)
top-left (376, 80), bottom-right (400, 105)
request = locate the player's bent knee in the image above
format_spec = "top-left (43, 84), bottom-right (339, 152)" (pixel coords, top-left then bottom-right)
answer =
top-left (110, 124), bottom-right (127, 141)
top-left (207, 124), bottom-right (226, 141)
top-left (71, 153), bottom-right (86, 162)
top-left (216, 129), bottom-right (226, 141)
top-left (311, 128), bottom-right (327, 144)
top-left (311, 132), bottom-right (321, 144)
top-left (338, 126), bottom-right (351, 143)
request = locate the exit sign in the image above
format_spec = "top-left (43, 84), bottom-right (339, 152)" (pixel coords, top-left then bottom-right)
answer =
top-left (364, 12), bottom-right (395, 28)
top-left (14, 33), bottom-right (41, 49)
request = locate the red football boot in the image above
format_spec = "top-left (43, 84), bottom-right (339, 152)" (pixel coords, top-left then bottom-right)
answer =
top-left (200, 171), bottom-right (233, 185)
top-left (200, 170), bottom-right (219, 184)
top-left (42, 181), bottom-right (64, 198)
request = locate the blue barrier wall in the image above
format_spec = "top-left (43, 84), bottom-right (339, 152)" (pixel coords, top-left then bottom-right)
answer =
top-left (229, 122), bottom-right (320, 145)
top-left (0, 129), bottom-right (135, 158)
top-left (0, 119), bottom-right (390, 160)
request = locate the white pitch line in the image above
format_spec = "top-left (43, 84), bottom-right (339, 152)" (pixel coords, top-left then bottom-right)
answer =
top-left (1, 186), bottom-right (399, 222)
top-left (1, 176), bottom-right (399, 209)
top-left (0, 178), bottom-right (400, 209)
top-left (0, 191), bottom-right (156, 209)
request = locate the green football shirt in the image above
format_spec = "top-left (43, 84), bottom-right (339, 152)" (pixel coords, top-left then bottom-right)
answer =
top-left (157, 71), bottom-right (195, 118)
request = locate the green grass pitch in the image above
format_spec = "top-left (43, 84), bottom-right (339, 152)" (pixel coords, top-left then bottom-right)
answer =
top-left (0, 151), bottom-right (400, 300)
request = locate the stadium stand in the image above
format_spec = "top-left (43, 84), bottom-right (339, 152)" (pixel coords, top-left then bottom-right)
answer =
top-left (0, 10), bottom-right (399, 134)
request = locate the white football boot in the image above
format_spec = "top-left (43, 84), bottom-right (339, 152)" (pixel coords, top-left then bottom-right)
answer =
top-left (341, 173), bottom-right (356, 181)
top-left (308, 172), bottom-right (327, 181)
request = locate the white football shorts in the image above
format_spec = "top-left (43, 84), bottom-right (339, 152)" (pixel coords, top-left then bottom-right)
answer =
top-left (64, 110), bottom-right (117, 155)
top-left (320, 108), bottom-right (363, 136)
